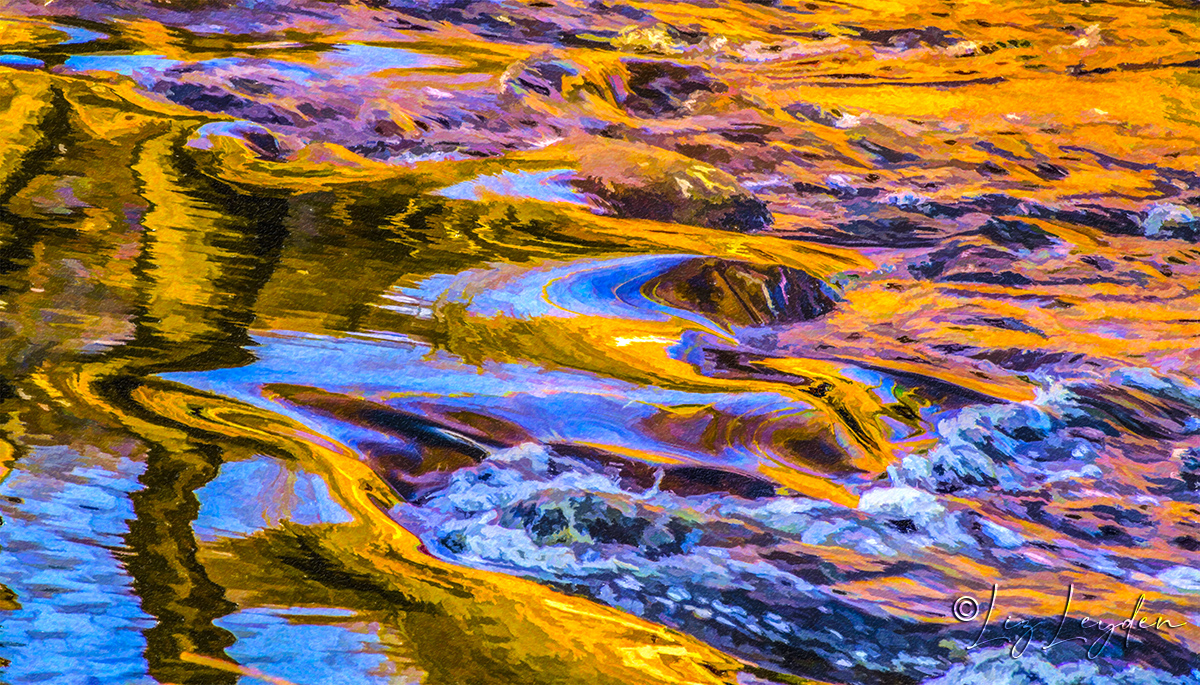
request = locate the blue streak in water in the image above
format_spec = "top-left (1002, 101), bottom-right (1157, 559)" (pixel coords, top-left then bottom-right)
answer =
top-left (55, 25), bottom-right (109, 45)
top-left (62, 54), bottom-right (180, 76)
top-left (435, 169), bottom-right (588, 206)
top-left (215, 607), bottom-right (393, 685)
top-left (0, 55), bottom-right (44, 69)
top-left (322, 43), bottom-right (451, 76)
top-left (194, 458), bottom-right (354, 542)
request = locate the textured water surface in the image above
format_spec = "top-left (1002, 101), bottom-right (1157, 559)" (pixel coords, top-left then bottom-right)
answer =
top-left (0, 1), bottom-right (1199, 684)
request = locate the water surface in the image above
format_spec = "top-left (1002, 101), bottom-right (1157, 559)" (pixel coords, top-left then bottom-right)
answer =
top-left (1, 3), bottom-right (1200, 685)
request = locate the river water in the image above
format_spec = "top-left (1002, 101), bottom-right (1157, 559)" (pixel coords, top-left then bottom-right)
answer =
top-left (1, 2), bottom-right (1199, 684)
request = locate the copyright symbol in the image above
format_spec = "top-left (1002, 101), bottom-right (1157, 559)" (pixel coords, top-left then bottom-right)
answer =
top-left (953, 596), bottom-right (979, 621)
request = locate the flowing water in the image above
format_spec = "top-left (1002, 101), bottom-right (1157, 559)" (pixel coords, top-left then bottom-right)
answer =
top-left (1, 1), bottom-right (1200, 684)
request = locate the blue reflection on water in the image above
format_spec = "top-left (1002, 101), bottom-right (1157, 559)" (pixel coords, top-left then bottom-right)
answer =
top-left (435, 169), bottom-right (588, 205)
top-left (321, 44), bottom-right (452, 76)
top-left (60, 45), bottom-right (449, 87)
top-left (166, 331), bottom-right (807, 475)
top-left (0, 55), bottom-right (44, 69)
top-left (55, 25), bottom-right (109, 45)
top-left (215, 607), bottom-right (406, 685)
top-left (195, 56), bottom-right (321, 83)
top-left (62, 54), bottom-right (180, 76)
top-left (0, 446), bottom-right (154, 685)
top-left (194, 458), bottom-right (354, 542)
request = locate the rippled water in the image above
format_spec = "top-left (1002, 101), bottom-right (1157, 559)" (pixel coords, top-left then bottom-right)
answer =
top-left (1, 1), bottom-right (1200, 684)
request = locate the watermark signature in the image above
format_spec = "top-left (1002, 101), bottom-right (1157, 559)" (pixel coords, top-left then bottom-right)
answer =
top-left (952, 584), bottom-right (1188, 659)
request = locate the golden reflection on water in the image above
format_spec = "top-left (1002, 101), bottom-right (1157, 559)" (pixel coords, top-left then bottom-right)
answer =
top-left (1, 4), bottom-right (1200, 685)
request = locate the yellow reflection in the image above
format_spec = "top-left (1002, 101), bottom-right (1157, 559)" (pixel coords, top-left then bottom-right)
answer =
top-left (127, 378), bottom-right (763, 685)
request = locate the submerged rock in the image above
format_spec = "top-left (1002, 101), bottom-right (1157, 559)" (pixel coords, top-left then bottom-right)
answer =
top-left (391, 443), bottom-right (985, 682)
top-left (186, 121), bottom-right (288, 161)
top-left (894, 366), bottom-right (1200, 500)
top-left (643, 257), bottom-right (837, 327)
top-left (978, 217), bottom-right (1056, 250)
top-left (500, 56), bottom-right (590, 102)
top-left (1142, 203), bottom-right (1198, 240)
top-left (611, 23), bottom-right (707, 55)
top-left (1173, 447), bottom-right (1200, 491)
top-left (570, 140), bottom-right (773, 231)
top-left (853, 26), bottom-right (960, 51)
top-left (621, 58), bottom-right (726, 118)
top-left (921, 647), bottom-right (1200, 685)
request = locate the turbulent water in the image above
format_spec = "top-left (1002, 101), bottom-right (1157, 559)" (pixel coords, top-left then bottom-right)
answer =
top-left (1, 1), bottom-right (1200, 683)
